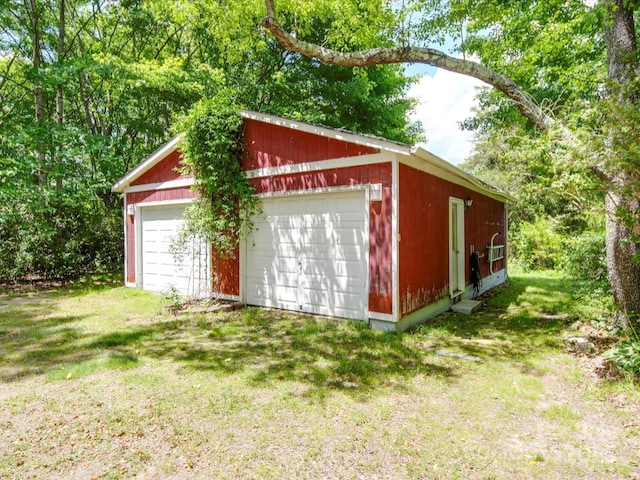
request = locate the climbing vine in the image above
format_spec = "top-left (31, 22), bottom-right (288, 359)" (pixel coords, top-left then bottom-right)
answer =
top-left (172, 96), bottom-right (260, 260)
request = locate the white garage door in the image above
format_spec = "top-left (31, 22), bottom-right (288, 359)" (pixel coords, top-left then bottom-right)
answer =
top-left (246, 191), bottom-right (368, 320)
top-left (140, 204), bottom-right (211, 298)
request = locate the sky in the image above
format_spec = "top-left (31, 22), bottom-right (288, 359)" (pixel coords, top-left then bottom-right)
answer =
top-left (406, 64), bottom-right (488, 166)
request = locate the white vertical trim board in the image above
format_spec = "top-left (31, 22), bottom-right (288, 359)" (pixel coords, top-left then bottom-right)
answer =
top-left (364, 183), bottom-right (372, 319)
top-left (449, 197), bottom-right (465, 298)
top-left (135, 203), bottom-right (142, 288)
top-left (391, 155), bottom-right (400, 324)
top-left (123, 192), bottom-right (129, 287)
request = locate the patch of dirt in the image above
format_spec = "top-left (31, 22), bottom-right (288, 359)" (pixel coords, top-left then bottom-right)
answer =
top-left (166, 299), bottom-right (245, 316)
top-left (0, 293), bottom-right (49, 311)
top-left (562, 322), bottom-right (636, 383)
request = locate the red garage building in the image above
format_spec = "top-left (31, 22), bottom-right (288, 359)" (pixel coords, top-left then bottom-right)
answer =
top-left (112, 110), bottom-right (511, 331)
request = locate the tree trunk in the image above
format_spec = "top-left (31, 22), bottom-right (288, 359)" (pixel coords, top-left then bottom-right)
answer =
top-left (604, 0), bottom-right (640, 327)
top-left (29, 0), bottom-right (46, 186)
top-left (56, 0), bottom-right (65, 191)
top-left (605, 183), bottom-right (640, 328)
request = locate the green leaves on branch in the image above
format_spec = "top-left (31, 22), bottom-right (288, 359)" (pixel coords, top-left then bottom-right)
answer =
top-left (174, 96), bottom-right (260, 258)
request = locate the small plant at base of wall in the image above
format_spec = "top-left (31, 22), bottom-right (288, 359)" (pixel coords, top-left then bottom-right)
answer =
top-left (603, 318), bottom-right (640, 378)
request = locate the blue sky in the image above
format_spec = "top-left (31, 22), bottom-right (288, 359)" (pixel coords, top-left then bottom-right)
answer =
top-left (406, 62), bottom-right (487, 166)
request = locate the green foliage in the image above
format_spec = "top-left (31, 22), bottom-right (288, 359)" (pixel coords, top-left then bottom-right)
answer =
top-left (563, 224), bottom-right (608, 282)
top-left (0, 187), bottom-right (122, 282)
top-left (163, 285), bottom-right (184, 315)
top-left (0, 0), bottom-right (419, 282)
top-left (510, 217), bottom-right (567, 271)
top-left (509, 212), bottom-right (607, 281)
top-left (457, 0), bottom-right (605, 134)
top-left (604, 339), bottom-right (640, 375)
top-left (173, 95), bottom-right (260, 257)
top-left (572, 79), bottom-right (640, 260)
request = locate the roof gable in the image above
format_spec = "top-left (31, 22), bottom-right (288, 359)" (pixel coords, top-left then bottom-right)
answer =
top-left (111, 135), bottom-right (182, 193)
top-left (239, 110), bottom-right (415, 156)
top-left (111, 110), bottom-right (513, 204)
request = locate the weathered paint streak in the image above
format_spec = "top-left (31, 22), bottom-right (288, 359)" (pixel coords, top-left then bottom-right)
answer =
top-left (401, 284), bottom-right (450, 316)
top-left (241, 119), bottom-right (378, 170)
top-left (398, 163), bottom-right (506, 317)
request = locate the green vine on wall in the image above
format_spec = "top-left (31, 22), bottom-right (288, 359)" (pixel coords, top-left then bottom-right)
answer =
top-left (171, 96), bottom-right (259, 261)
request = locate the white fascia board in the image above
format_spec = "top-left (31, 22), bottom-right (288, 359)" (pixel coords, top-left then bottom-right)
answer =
top-left (245, 151), bottom-right (394, 179)
top-left (239, 110), bottom-right (414, 156)
top-left (255, 184), bottom-right (368, 199)
top-left (134, 198), bottom-right (195, 208)
top-left (123, 177), bottom-right (196, 194)
top-left (405, 147), bottom-right (516, 205)
top-left (111, 134), bottom-right (184, 193)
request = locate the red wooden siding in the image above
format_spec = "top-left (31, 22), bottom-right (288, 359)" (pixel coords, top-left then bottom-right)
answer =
top-left (126, 186), bottom-right (197, 205)
top-left (131, 150), bottom-right (190, 186)
top-left (241, 119), bottom-right (379, 170)
top-left (398, 163), bottom-right (506, 317)
top-left (250, 163), bottom-right (393, 315)
top-left (125, 178), bottom-right (241, 296)
top-left (212, 248), bottom-right (240, 297)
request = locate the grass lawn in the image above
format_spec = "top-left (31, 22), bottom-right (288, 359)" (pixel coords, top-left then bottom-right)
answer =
top-left (1, 271), bottom-right (638, 479)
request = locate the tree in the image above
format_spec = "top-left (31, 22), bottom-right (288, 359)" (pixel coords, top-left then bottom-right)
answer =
top-left (260, 0), bottom-right (640, 326)
top-left (601, 0), bottom-right (640, 326)
top-left (0, 0), bottom-right (419, 281)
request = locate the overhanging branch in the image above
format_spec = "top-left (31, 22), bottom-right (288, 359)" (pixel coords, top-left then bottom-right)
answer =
top-left (262, 0), bottom-right (553, 132)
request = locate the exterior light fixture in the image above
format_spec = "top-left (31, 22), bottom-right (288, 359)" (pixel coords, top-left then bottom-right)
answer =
top-left (464, 196), bottom-right (473, 209)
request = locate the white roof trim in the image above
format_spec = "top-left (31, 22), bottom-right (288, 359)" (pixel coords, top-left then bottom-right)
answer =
top-left (112, 111), bottom-right (512, 204)
top-left (239, 110), bottom-right (511, 203)
top-left (111, 134), bottom-right (183, 193)
top-left (239, 110), bottom-right (415, 156)
top-left (410, 147), bottom-right (515, 204)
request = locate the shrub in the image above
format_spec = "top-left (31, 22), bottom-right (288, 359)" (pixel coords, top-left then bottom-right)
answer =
top-left (604, 339), bottom-right (640, 375)
top-left (510, 217), bottom-right (567, 270)
top-left (0, 187), bottom-right (122, 283)
top-left (172, 93), bottom-right (260, 259)
top-left (562, 229), bottom-right (607, 281)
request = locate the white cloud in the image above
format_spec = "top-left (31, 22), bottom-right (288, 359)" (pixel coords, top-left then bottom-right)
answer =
top-left (408, 69), bottom-right (487, 165)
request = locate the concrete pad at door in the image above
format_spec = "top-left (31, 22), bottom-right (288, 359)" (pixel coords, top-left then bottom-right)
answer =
top-left (451, 299), bottom-right (482, 314)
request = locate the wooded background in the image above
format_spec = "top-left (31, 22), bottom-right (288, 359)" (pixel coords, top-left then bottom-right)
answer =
top-left (1, 0), bottom-right (638, 326)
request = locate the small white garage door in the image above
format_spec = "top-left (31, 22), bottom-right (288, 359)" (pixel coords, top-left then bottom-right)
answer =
top-left (246, 191), bottom-right (368, 320)
top-left (140, 204), bottom-right (211, 298)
